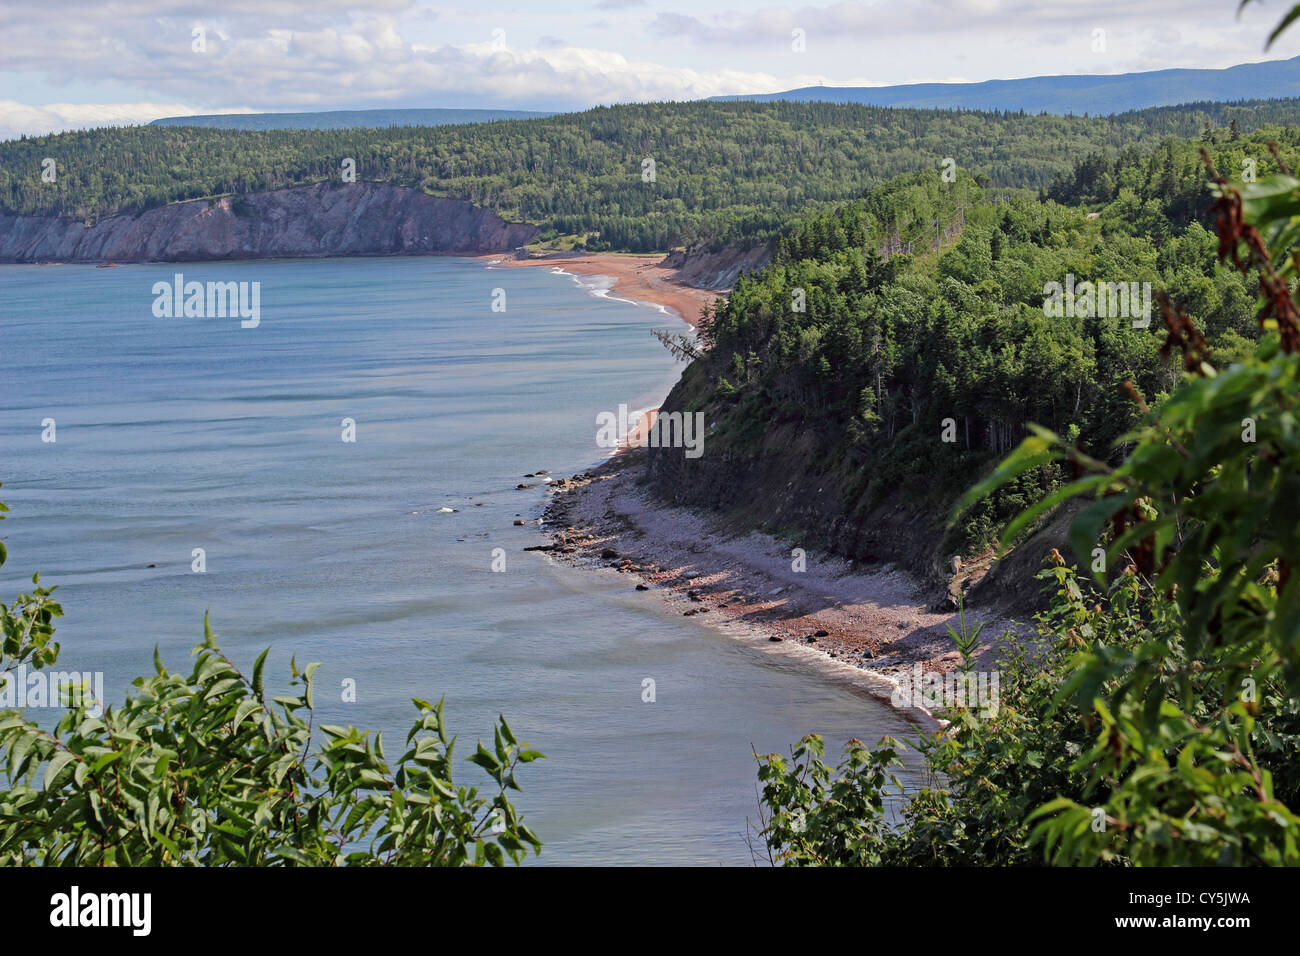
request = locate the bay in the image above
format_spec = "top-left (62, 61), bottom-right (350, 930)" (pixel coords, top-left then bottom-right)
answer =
top-left (0, 256), bottom-right (921, 864)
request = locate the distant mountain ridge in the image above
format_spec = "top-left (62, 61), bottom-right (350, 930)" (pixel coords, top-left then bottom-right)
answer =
top-left (710, 56), bottom-right (1300, 115)
top-left (150, 108), bottom-right (553, 130)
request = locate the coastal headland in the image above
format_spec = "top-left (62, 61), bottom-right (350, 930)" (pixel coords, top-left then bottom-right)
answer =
top-left (503, 252), bottom-right (1016, 728)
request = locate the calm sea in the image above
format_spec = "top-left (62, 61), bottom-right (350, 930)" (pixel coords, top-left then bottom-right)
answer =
top-left (0, 256), bottom-right (920, 864)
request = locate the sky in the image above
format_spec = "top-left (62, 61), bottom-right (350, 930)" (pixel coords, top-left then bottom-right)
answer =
top-left (1, 0), bottom-right (1298, 139)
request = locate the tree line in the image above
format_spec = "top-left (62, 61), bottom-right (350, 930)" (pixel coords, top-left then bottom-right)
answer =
top-left (694, 128), bottom-right (1288, 550)
top-left (5, 99), bottom-right (1300, 253)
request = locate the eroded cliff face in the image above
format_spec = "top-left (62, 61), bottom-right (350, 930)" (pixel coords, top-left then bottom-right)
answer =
top-left (0, 183), bottom-right (539, 263)
top-left (642, 370), bottom-right (951, 589)
top-left (661, 242), bottom-right (772, 289)
top-left (639, 363), bottom-right (1068, 615)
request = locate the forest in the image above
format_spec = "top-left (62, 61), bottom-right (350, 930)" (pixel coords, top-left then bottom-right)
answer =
top-left (5, 98), bottom-right (1300, 253)
top-left (686, 127), bottom-right (1291, 551)
top-left (746, 107), bottom-right (1300, 865)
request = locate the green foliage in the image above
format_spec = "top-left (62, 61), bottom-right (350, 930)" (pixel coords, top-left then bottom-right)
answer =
top-left (944, 111), bottom-right (1300, 865)
top-left (0, 494), bottom-right (542, 866)
top-left (0, 486), bottom-right (63, 674)
top-left (757, 562), bottom-right (1300, 865)
top-left (688, 130), bottom-right (1282, 552)
top-left (757, 581), bottom-right (1097, 866)
top-left (963, 268), bottom-right (1300, 863)
top-left (755, 734), bottom-right (906, 866)
top-left (758, 92), bottom-right (1300, 865)
top-left (1023, 563), bottom-right (1300, 865)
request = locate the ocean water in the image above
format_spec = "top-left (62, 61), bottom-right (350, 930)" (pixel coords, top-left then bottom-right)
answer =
top-left (0, 256), bottom-right (921, 865)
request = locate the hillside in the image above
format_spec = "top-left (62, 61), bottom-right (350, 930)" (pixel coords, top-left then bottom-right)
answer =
top-left (7, 99), bottom-right (1300, 255)
top-left (638, 128), bottom-right (1292, 605)
top-left (711, 56), bottom-right (1300, 115)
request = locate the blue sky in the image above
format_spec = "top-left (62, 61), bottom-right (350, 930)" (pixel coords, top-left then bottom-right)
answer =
top-left (1, 0), bottom-right (1297, 139)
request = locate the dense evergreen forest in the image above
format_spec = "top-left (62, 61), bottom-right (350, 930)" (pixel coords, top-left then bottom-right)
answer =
top-left (4, 98), bottom-right (1300, 253)
top-left (684, 127), bottom-right (1292, 550)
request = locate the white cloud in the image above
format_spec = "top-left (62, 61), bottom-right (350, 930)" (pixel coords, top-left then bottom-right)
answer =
top-left (646, 0), bottom-right (1230, 44)
top-left (0, 3), bottom-right (855, 134)
top-left (0, 0), bottom-right (1296, 138)
top-left (0, 101), bottom-right (241, 141)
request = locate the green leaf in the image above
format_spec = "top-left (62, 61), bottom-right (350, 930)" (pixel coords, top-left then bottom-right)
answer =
top-left (1070, 493), bottom-right (1137, 580)
top-left (303, 661), bottom-right (320, 709)
top-left (43, 751), bottom-right (77, 789)
top-left (252, 647), bottom-right (269, 698)
top-left (950, 434), bottom-right (1061, 525)
top-left (999, 473), bottom-right (1111, 553)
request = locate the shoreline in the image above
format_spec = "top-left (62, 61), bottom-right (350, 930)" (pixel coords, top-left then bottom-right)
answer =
top-left (488, 252), bottom-right (1016, 730)
top-left (481, 251), bottom-right (717, 454)
top-left (476, 252), bottom-right (720, 329)
top-left (535, 454), bottom-right (1019, 732)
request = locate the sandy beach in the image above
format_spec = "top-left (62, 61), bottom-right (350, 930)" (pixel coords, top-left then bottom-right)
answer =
top-left (477, 252), bottom-right (721, 328)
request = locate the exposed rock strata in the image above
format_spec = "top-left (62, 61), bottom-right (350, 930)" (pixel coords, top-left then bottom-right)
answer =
top-left (0, 183), bottom-right (539, 263)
